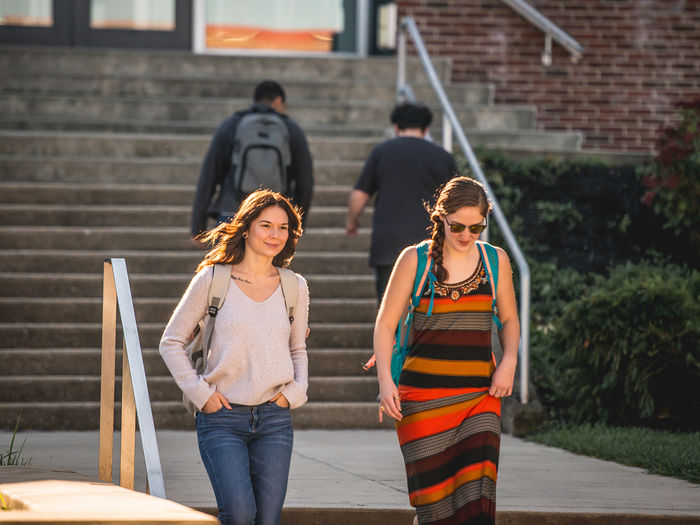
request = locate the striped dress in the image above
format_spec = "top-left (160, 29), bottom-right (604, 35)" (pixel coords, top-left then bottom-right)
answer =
top-left (396, 258), bottom-right (501, 525)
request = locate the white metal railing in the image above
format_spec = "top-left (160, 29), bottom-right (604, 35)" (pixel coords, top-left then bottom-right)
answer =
top-left (397, 17), bottom-right (531, 404)
top-left (501, 0), bottom-right (584, 66)
top-left (100, 258), bottom-right (166, 498)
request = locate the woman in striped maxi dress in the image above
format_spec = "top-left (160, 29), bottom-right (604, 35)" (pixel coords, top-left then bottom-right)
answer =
top-left (374, 177), bottom-right (520, 525)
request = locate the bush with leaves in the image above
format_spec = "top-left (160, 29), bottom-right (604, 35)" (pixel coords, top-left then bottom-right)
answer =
top-left (536, 261), bottom-right (700, 429)
top-left (639, 98), bottom-right (700, 251)
top-left (456, 151), bottom-right (681, 272)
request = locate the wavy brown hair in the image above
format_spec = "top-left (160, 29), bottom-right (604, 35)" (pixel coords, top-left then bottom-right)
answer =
top-left (195, 190), bottom-right (303, 273)
top-left (427, 176), bottom-right (492, 283)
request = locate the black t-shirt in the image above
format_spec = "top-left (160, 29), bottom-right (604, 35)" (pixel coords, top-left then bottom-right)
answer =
top-left (354, 136), bottom-right (458, 267)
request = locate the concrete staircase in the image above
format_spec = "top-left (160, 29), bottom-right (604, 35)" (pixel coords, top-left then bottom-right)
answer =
top-left (0, 47), bottom-right (581, 431)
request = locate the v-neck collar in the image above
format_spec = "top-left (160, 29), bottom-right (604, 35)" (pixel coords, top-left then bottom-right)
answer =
top-left (230, 279), bottom-right (281, 304)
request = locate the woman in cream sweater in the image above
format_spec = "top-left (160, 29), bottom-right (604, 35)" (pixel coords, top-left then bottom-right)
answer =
top-left (159, 190), bottom-right (309, 525)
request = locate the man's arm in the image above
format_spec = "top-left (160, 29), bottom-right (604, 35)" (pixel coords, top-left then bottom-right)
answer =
top-left (346, 189), bottom-right (370, 236)
top-left (347, 145), bottom-right (380, 235)
top-left (287, 122), bottom-right (314, 223)
top-left (191, 121), bottom-right (231, 237)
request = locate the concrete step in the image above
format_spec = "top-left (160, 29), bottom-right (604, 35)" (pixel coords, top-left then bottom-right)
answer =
top-left (0, 226), bottom-right (370, 251)
top-left (0, 156), bottom-right (363, 185)
top-left (0, 401), bottom-right (391, 430)
top-left (461, 128), bottom-right (583, 151)
top-left (0, 250), bottom-right (372, 274)
top-left (0, 322), bottom-right (373, 349)
top-left (0, 94), bottom-right (536, 130)
top-left (0, 181), bottom-right (194, 205)
top-left (0, 297), bottom-right (378, 324)
top-left (0, 115), bottom-right (386, 136)
top-left (0, 272), bottom-right (375, 299)
top-left (0, 131), bottom-right (379, 161)
top-left (0, 47), bottom-right (449, 82)
top-left (0, 204), bottom-right (369, 229)
top-left (0, 375), bottom-right (378, 403)
top-left (0, 182), bottom-right (353, 207)
top-left (0, 73), bottom-right (492, 105)
top-left (1, 347), bottom-right (373, 377)
top-left (0, 128), bottom-right (582, 159)
top-left (0, 116), bottom-right (583, 151)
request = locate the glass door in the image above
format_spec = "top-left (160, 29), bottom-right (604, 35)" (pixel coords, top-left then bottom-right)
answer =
top-left (0, 0), bottom-right (71, 45)
top-left (74, 0), bottom-right (190, 49)
top-left (0, 0), bottom-right (191, 49)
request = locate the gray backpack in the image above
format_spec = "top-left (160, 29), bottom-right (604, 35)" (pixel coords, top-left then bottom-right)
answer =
top-left (183, 264), bottom-right (299, 416)
top-left (231, 111), bottom-right (292, 196)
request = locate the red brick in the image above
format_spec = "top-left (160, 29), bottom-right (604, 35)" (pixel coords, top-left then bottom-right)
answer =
top-left (397, 0), bottom-right (696, 153)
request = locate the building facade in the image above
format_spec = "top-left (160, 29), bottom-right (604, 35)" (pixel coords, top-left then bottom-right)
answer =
top-left (397, 0), bottom-right (700, 152)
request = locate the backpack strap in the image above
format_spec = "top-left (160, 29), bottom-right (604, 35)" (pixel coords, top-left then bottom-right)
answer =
top-left (476, 241), bottom-right (503, 331)
top-left (208, 264), bottom-right (232, 315)
top-left (412, 241), bottom-right (433, 306)
top-left (398, 242), bottom-right (431, 350)
top-left (201, 264), bottom-right (232, 371)
top-left (277, 267), bottom-right (298, 323)
top-left (362, 241), bottom-right (435, 372)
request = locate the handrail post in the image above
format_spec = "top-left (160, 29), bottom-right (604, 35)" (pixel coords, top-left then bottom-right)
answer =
top-left (519, 276), bottom-right (530, 403)
top-left (99, 260), bottom-right (117, 483)
top-left (119, 339), bottom-right (136, 491)
top-left (500, 0), bottom-right (583, 63)
top-left (397, 27), bottom-right (406, 101)
top-left (100, 257), bottom-right (166, 498)
top-left (442, 113), bottom-right (452, 153)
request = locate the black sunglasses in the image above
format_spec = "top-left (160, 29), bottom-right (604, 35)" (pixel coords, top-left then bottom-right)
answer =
top-left (444, 216), bottom-right (487, 234)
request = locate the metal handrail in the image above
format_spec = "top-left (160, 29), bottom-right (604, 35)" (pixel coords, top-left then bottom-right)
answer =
top-left (397, 17), bottom-right (531, 404)
top-left (501, 0), bottom-right (583, 65)
top-left (100, 258), bottom-right (166, 498)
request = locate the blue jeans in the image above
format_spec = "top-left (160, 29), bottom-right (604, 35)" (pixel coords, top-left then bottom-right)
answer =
top-left (195, 402), bottom-right (293, 525)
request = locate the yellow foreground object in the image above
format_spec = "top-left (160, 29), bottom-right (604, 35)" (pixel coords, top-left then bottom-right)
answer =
top-left (0, 467), bottom-right (217, 524)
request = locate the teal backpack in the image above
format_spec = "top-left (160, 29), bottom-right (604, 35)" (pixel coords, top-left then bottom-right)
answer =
top-left (364, 240), bottom-right (502, 386)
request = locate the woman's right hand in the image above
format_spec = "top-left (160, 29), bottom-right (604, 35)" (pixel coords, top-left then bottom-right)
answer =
top-left (378, 380), bottom-right (402, 422)
top-left (201, 391), bottom-right (232, 413)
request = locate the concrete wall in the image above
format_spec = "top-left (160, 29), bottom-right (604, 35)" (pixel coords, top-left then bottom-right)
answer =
top-left (396, 0), bottom-right (700, 153)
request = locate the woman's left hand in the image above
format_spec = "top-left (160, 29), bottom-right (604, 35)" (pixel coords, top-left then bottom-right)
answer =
top-left (270, 393), bottom-right (290, 407)
top-left (489, 357), bottom-right (516, 398)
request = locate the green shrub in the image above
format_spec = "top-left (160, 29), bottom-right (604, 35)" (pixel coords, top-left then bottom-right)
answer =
top-left (476, 152), bottom-right (643, 271)
top-left (526, 260), bottom-right (594, 328)
top-left (457, 150), bottom-right (695, 271)
top-left (537, 261), bottom-right (700, 428)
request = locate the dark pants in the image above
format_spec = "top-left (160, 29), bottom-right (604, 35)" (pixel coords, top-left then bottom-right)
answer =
top-left (374, 265), bottom-right (394, 305)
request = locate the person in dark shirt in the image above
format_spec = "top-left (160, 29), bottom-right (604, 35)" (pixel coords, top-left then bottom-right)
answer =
top-left (191, 80), bottom-right (313, 238)
top-left (346, 102), bottom-right (457, 301)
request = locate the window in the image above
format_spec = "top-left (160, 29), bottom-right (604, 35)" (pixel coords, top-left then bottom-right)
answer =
top-left (90, 0), bottom-right (175, 31)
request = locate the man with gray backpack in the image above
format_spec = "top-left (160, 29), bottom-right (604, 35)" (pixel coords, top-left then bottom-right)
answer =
top-left (191, 80), bottom-right (314, 238)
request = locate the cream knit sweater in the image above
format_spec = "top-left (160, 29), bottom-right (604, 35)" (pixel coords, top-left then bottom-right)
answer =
top-left (159, 266), bottom-right (309, 410)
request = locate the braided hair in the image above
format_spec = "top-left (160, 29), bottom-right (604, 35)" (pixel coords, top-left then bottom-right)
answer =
top-left (427, 177), bottom-right (491, 283)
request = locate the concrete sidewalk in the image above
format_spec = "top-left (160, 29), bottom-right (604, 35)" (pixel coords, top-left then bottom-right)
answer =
top-left (1, 429), bottom-right (698, 522)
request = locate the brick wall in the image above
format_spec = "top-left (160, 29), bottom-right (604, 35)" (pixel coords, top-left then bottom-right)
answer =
top-left (397, 0), bottom-right (700, 153)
